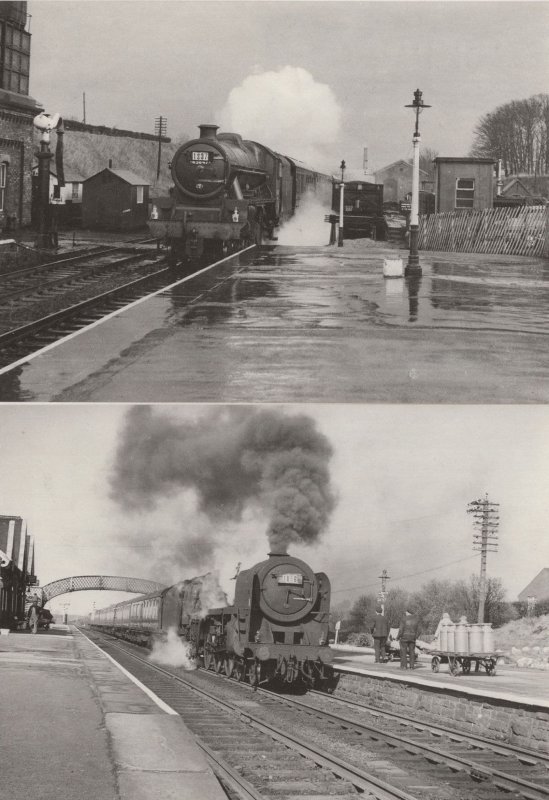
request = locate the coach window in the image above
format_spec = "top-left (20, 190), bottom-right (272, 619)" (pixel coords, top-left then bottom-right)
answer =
top-left (136, 186), bottom-right (144, 204)
top-left (0, 163), bottom-right (6, 212)
top-left (455, 178), bottom-right (475, 209)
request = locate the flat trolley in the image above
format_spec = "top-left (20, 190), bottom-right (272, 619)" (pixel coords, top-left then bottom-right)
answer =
top-left (430, 651), bottom-right (500, 677)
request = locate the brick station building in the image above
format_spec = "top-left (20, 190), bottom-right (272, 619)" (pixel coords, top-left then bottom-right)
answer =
top-left (0, 2), bottom-right (42, 229)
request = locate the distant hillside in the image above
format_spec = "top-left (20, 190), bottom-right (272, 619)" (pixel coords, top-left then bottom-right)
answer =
top-left (42, 125), bottom-right (190, 195)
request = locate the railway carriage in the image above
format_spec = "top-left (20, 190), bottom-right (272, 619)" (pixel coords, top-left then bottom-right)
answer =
top-left (149, 124), bottom-right (333, 264)
top-left (332, 180), bottom-right (385, 240)
top-left (91, 553), bottom-right (334, 690)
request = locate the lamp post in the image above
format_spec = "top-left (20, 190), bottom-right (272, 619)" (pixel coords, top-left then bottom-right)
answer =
top-left (338, 159), bottom-right (346, 247)
top-left (33, 112), bottom-right (60, 250)
top-left (404, 89), bottom-right (430, 276)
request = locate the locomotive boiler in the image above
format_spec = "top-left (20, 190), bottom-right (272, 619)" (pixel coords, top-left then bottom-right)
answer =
top-left (149, 124), bottom-right (333, 264)
top-left (91, 552), bottom-right (334, 690)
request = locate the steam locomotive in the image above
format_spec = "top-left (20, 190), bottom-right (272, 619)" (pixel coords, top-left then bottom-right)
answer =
top-left (148, 124), bottom-right (333, 264)
top-left (91, 553), bottom-right (334, 689)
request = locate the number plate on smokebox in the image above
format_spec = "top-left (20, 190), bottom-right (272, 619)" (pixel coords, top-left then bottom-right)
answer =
top-left (278, 573), bottom-right (303, 585)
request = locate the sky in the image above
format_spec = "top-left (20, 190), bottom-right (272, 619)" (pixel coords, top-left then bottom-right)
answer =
top-left (1, 403), bottom-right (548, 616)
top-left (28, 1), bottom-right (549, 175)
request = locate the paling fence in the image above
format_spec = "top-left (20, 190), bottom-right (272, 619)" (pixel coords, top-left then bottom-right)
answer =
top-left (418, 205), bottom-right (548, 257)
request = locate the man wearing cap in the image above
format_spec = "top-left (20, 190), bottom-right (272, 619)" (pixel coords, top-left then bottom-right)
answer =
top-left (371, 605), bottom-right (390, 663)
top-left (397, 608), bottom-right (421, 669)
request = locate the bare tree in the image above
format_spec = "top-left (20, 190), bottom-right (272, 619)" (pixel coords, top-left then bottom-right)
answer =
top-left (419, 147), bottom-right (439, 181)
top-left (470, 93), bottom-right (549, 175)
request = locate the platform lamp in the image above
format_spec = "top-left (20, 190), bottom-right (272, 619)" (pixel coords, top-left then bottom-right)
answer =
top-left (338, 159), bottom-right (346, 247)
top-left (33, 112), bottom-right (60, 250)
top-left (404, 89), bottom-right (431, 276)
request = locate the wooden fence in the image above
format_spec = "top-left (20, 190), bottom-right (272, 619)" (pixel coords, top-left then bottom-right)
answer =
top-left (418, 205), bottom-right (548, 257)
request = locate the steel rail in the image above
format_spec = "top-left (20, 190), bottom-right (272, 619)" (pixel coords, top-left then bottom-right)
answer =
top-left (0, 262), bottom-right (171, 369)
top-left (255, 688), bottom-right (549, 800)
top-left (195, 738), bottom-right (268, 800)
top-left (0, 245), bottom-right (131, 283)
top-left (310, 688), bottom-right (547, 766)
top-left (92, 635), bottom-right (420, 800)
top-left (0, 252), bottom-right (163, 304)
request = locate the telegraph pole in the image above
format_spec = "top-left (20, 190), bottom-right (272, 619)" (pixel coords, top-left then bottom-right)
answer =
top-left (377, 569), bottom-right (391, 613)
top-left (467, 494), bottom-right (499, 623)
top-left (155, 116), bottom-right (167, 181)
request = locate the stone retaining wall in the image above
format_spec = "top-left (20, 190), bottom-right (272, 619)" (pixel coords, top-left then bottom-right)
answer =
top-left (334, 671), bottom-right (549, 753)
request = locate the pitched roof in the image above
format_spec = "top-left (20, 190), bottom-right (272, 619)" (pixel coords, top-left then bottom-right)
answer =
top-left (503, 174), bottom-right (549, 199)
top-left (108, 168), bottom-right (148, 186)
top-left (374, 159), bottom-right (429, 177)
top-left (83, 167), bottom-right (148, 185)
top-left (518, 568), bottom-right (549, 601)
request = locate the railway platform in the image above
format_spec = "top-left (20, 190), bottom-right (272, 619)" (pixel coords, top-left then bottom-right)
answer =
top-left (0, 626), bottom-right (227, 800)
top-left (0, 241), bottom-right (547, 402)
top-left (331, 645), bottom-right (549, 752)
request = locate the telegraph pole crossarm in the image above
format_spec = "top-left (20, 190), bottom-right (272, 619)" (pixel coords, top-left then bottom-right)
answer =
top-left (467, 494), bottom-right (500, 623)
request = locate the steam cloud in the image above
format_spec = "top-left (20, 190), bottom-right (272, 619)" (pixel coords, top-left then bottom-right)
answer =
top-left (110, 406), bottom-right (336, 563)
top-left (217, 66), bottom-right (342, 171)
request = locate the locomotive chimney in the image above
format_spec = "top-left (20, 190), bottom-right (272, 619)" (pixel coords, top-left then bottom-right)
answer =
top-left (268, 551), bottom-right (287, 558)
top-left (199, 124), bottom-right (219, 140)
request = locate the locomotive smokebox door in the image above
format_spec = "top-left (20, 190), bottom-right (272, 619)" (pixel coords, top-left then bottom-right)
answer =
top-left (258, 555), bottom-right (318, 622)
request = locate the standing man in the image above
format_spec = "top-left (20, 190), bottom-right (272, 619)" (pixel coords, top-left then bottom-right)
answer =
top-left (398, 608), bottom-right (420, 669)
top-left (371, 605), bottom-right (390, 663)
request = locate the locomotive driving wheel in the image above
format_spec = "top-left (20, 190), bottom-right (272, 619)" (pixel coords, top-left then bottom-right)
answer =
top-left (233, 658), bottom-right (246, 682)
top-left (214, 655), bottom-right (224, 673)
top-left (248, 659), bottom-right (261, 688)
top-left (203, 649), bottom-right (213, 671)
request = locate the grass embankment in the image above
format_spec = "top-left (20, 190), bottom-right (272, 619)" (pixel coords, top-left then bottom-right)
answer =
top-left (494, 614), bottom-right (549, 669)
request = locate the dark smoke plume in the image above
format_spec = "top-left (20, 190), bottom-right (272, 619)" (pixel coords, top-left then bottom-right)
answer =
top-left (110, 406), bottom-right (336, 556)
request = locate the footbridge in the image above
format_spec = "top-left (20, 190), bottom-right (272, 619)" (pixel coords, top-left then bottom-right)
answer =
top-left (36, 576), bottom-right (167, 603)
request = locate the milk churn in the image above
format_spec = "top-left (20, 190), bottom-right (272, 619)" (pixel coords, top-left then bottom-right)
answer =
top-left (455, 617), bottom-right (469, 653)
top-left (469, 623), bottom-right (484, 653)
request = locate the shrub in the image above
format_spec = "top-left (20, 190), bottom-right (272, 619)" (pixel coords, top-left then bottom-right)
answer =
top-left (346, 631), bottom-right (373, 647)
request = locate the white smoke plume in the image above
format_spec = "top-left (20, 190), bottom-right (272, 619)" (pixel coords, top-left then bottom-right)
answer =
top-left (277, 192), bottom-right (332, 246)
top-left (149, 627), bottom-right (196, 670)
top-left (217, 66), bottom-right (342, 171)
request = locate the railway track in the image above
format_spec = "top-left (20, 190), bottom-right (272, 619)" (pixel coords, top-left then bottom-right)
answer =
top-left (0, 258), bottom-right (174, 372)
top-left (0, 245), bottom-right (159, 305)
top-left (85, 630), bottom-right (549, 800)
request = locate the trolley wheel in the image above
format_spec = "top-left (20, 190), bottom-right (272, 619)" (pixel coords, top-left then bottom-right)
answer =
top-left (431, 656), bottom-right (440, 673)
top-left (462, 658), bottom-right (471, 675)
top-left (224, 657), bottom-right (234, 677)
top-left (449, 658), bottom-right (461, 676)
top-left (203, 650), bottom-right (213, 671)
top-left (485, 659), bottom-right (497, 676)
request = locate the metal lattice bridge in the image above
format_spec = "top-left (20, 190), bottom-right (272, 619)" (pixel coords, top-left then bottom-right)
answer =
top-left (39, 576), bottom-right (166, 603)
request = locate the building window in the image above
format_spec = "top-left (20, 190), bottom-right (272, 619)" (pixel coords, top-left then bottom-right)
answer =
top-left (0, 163), bottom-right (6, 212)
top-left (71, 183), bottom-right (80, 200)
top-left (136, 186), bottom-right (144, 204)
top-left (456, 178), bottom-right (475, 208)
top-left (1, 21), bottom-right (31, 96)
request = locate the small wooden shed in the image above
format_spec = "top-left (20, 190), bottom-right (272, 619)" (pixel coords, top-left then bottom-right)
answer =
top-left (82, 167), bottom-right (149, 230)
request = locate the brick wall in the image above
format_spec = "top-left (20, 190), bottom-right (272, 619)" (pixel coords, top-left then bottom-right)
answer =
top-left (334, 671), bottom-right (549, 753)
top-left (0, 103), bottom-right (39, 227)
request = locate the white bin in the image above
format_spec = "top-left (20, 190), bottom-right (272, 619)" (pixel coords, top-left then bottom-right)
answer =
top-left (383, 258), bottom-right (404, 278)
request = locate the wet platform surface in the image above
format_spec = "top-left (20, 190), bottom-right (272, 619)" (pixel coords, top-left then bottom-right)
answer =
top-left (332, 645), bottom-right (549, 707)
top-left (1, 243), bottom-right (548, 402)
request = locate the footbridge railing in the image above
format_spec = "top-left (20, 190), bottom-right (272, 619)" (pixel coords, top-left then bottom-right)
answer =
top-left (38, 576), bottom-right (166, 603)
